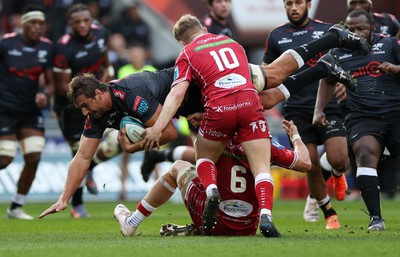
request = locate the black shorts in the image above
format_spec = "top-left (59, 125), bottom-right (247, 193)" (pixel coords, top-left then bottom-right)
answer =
top-left (285, 111), bottom-right (346, 145)
top-left (56, 106), bottom-right (86, 143)
top-left (345, 111), bottom-right (400, 157)
top-left (0, 111), bottom-right (44, 136)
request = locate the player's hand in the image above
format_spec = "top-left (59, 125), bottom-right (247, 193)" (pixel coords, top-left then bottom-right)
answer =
top-left (334, 83), bottom-right (347, 102)
top-left (140, 126), bottom-right (162, 151)
top-left (377, 62), bottom-right (399, 74)
top-left (187, 112), bottom-right (204, 127)
top-left (38, 199), bottom-right (68, 219)
top-left (117, 128), bottom-right (134, 153)
top-left (35, 92), bottom-right (48, 108)
top-left (312, 110), bottom-right (327, 128)
top-left (282, 119), bottom-right (298, 138)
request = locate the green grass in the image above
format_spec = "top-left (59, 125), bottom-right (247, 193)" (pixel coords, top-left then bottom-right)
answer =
top-left (0, 199), bottom-right (399, 257)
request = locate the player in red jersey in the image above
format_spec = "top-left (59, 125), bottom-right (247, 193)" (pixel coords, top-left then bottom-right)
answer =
top-left (114, 120), bottom-right (310, 236)
top-left (142, 14), bottom-right (279, 237)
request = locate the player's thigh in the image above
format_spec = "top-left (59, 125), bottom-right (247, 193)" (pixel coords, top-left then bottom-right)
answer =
top-left (240, 138), bottom-right (271, 175)
top-left (195, 135), bottom-right (227, 163)
top-left (324, 136), bottom-right (348, 170)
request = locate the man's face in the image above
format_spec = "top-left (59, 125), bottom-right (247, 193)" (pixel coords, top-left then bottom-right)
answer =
top-left (210, 0), bottom-right (231, 20)
top-left (284, 0), bottom-right (310, 26)
top-left (347, 0), bottom-right (372, 13)
top-left (75, 91), bottom-right (106, 119)
top-left (23, 19), bottom-right (45, 42)
top-left (346, 14), bottom-right (373, 43)
top-left (68, 10), bottom-right (92, 38)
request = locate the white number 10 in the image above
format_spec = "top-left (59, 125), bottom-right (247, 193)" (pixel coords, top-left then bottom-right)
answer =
top-left (209, 47), bottom-right (240, 72)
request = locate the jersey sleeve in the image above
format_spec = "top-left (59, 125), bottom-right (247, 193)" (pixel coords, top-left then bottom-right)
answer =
top-left (270, 140), bottom-right (297, 169)
top-left (172, 50), bottom-right (193, 86)
top-left (391, 38), bottom-right (400, 64)
top-left (53, 41), bottom-right (70, 71)
top-left (83, 115), bottom-right (106, 138)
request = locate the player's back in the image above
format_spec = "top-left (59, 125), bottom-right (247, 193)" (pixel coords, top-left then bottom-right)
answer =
top-left (180, 33), bottom-right (254, 103)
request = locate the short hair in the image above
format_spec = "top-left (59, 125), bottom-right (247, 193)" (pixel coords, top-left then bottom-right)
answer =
top-left (173, 14), bottom-right (204, 42)
top-left (66, 3), bottom-right (90, 20)
top-left (283, 0), bottom-right (311, 3)
top-left (207, 0), bottom-right (231, 5)
top-left (347, 9), bottom-right (373, 25)
top-left (67, 73), bottom-right (107, 105)
top-left (22, 4), bottom-right (45, 14)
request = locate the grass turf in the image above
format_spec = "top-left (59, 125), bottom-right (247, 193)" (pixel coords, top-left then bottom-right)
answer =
top-left (0, 199), bottom-right (399, 257)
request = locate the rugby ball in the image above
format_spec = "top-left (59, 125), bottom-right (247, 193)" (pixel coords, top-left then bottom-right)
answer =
top-left (119, 116), bottom-right (146, 143)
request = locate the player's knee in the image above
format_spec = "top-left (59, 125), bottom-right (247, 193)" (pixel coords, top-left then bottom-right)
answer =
top-left (174, 160), bottom-right (197, 191)
top-left (20, 136), bottom-right (45, 155)
top-left (97, 129), bottom-right (121, 160)
top-left (23, 152), bottom-right (42, 166)
top-left (0, 140), bottom-right (17, 166)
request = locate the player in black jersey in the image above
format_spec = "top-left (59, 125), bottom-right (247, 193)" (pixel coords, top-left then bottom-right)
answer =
top-left (347, 0), bottom-right (399, 37)
top-left (0, 5), bottom-right (54, 220)
top-left (201, 0), bottom-right (233, 38)
top-left (263, 0), bottom-right (349, 229)
top-left (314, 10), bottom-right (400, 231)
top-left (52, 3), bottom-right (114, 219)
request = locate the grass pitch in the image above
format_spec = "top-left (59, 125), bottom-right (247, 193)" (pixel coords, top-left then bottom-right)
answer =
top-left (0, 199), bottom-right (399, 257)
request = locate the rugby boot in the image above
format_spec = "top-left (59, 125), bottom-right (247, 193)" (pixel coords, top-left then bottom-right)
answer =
top-left (260, 214), bottom-right (281, 238)
top-left (160, 223), bottom-right (197, 236)
top-left (318, 53), bottom-right (357, 92)
top-left (332, 174), bottom-right (348, 201)
top-left (202, 188), bottom-right (221, 230)
top-left (328, 24), bottom-right (369, 55)
top-left (114, 204), bottom-right (137, 236)
top-left (325, 214), bottom-right (340, 229)
top-left (368, 216), bottom-right (385, 231)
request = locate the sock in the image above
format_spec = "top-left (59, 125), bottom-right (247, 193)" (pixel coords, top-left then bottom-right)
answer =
top-left (10, 194), bottom-right (26, 210)
top-left (293, 30), bottom-right (339, 62)
top-left (165, 149), bottom-right (174, 162)
top-left (126, 199), bottom-right (156, 227)
top-left (255, 173), bottom-right (274, 211)
top-left (322, 167), bottom-right (333, 181)
top-left (72, 187), bottom-right (83, 207)
top-left (356, 167), bottom-right (381, 218)
top-left (317, 195), bottom-right (337, 218)
top-left (283, 61), bottom-right (328, 95)
top-left (171, 146), bottom-right (188, 161)
top-left (196, 158), bottom-right (217, 191)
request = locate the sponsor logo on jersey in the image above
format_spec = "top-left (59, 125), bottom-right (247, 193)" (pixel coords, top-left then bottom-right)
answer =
top-left (8, 49), bottom-right (22, 56)
top-left (338, 53), bottom-right (353, 60)
top-left (371, 43), bottom-right (385, 54)
top-left (76, 50), bottom-right (88, 59)
top-left (22, 46), bottom-right (35, 52)
top-left (379, 26), bottom-right (389, 36)
top-left (278, 38), bottom-right (292, 44)
top-left (353, 60), bottom-right (382, 78)
top-left (293, 30), bottom-right (308, 36)
top-left (112, 89), bottom-right (126, 100)
top-left (133, 96), bottom-right (149, 115)
top-left (173, 66), bottom-right (179, 80)
top-left (312, 31), bottom-right (325, 39)
top-left (84, 116), bottom-right (92, 130)
top-left (214, 73), bottom-right (246, 89)
top-left (38, 50), bottom-right (48, 63)
top-left (85, 41), bottom-right (96, 49)
top-left (212, 101), bottom-right (251, 112)
top-left (97, 38), bottom-right (106, 51)
top-left (194, 38), bottom-right (234, 52)
top-left (220, 200), bottom-right (253, 218)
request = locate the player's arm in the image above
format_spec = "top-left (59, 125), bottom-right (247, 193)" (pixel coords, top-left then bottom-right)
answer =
top-left (53, 67), bottom-right (72, 96)
top-left (39, 136), bottom-right (100, 218)
top-left (36, 69), bottom-right (55, 108)
top-left (312, 78), bottom-right (336, 128)
top-left (119, 104), bottom-right (178, 153)
top-left (141, 80), bottom-right (189, 150)
top-left (282, 120), bottom-right (311, 173)
top-left (100, 49), bottom-right (114, 82)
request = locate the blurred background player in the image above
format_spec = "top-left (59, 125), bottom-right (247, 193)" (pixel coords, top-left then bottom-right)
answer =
top-left (52, 3), bottom-right (113, 218)
top-left (201, 0), bottom-right (233, 38)
top-left (0, 4), bottom-right (54, 220)
top-left (263, 0), bottom-right (349, 229)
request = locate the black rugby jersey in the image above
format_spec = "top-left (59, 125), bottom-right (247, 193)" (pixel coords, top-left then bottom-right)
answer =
top-left (373, 12), bottom-right (399, 37)
top-left (331, 34), bottom-right (400, 115)
top-left (263, 19), bottom-right (337, 113)
top-left (53, 23), bottom-right (108, 110)
top-left (0, 32), bottom-right (53, 113)
top-left (201, 14), bottom-right (233, 38)
top-left (83, 68), bottom-right (203, 139)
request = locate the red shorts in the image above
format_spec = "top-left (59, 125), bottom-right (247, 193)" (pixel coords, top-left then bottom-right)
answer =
top-left (199, 90), bottom-right (271, 142)
top-left (184, 177), bottom-right (258, 236)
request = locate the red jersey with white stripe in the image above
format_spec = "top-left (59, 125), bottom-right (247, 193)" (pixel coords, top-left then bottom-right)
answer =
top-left (185, 139), bottom-right (297, 235)
top-left (173, 33), bottom-right (255, 105)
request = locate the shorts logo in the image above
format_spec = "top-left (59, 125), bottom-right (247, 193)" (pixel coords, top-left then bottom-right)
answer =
top-left (133, 96), bottom-right (149, 115)
top-left (212, 101), bottom-right (251, 112)
top-left (220, 199), bottom-right (253, 218)
top-left (84, 116), bottom-right (92, 130)
top-left (250, 120), bottom-right (267, 133)
top-left (112, 89), bottom-right (126, 100)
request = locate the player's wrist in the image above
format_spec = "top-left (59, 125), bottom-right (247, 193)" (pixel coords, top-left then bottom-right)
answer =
top-left (291, 134), bottom-right (301, 143)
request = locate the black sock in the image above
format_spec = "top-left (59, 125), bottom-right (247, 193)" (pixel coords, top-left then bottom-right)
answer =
top-left (320, 200), bottom-right (337, 219)
top-left (357, 175), bottom-right (381, 218)
top-left (283, 62), bottom-right (328, 95)
top-left (322, 167), bottom-right (332, 181)
top-left (293, 30), bottom-right (339, 61)
top-left (166, 148), bottom-right (175, 162)
top-left (10, 202), bottom-right (22, 210)
top-left (72, 187), bottom-right (83, 207)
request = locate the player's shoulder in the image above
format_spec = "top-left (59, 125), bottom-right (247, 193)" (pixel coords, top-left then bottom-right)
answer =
top-left (39, 36), bottom-right (53, 46)
top-left (311, 19), bottom-right (332, 28)
top-left (1, 32), bottom-right (18, 40)
top-left (58, 34), bottom-right (72, 46)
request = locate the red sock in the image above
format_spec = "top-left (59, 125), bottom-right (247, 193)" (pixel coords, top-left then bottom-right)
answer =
top-left (196, 158), bottom-right (217, 189)
top-left (136, 200), bottom-right (156, 217)
top-left (255, 174), bottom-right (274, 211)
